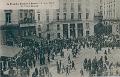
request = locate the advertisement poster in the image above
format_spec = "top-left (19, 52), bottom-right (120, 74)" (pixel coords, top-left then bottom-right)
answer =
top-left (0, 0), bottom-right (120, 77)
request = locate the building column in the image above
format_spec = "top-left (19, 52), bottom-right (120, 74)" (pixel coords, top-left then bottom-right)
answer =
top-left (2, 61), bottom-right (3, 70)
top-left (75, 24), bottom-right (78, 39)
top-left (6, 61), bottom-right (8, 69)
top-left (26, 30), bottom-right (28, 36)
top-left (68, 23), bottom-right (70, 39)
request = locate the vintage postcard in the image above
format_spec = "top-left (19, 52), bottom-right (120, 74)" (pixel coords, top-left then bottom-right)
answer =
top-left (0, 0), bottom-right (120, 77)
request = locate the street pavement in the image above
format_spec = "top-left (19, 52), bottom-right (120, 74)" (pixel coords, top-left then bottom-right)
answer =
top-left (28, 47), bottom-right (120, 77)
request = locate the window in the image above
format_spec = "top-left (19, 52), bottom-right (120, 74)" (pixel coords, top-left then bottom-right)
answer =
top-left (63, 3), bottom-right (67, 12)
top-left (63, 24), bottom-right (68, 39)
top-left (71, 13), bottom-right (74, 20)
top-left (46, 10), bottom-right (49, 15)
top-left (86, 23), bottom-right (90, 29)
top-left (106, 22), bottom-right (108, 25)
top-left (39, 33), bottom-right (41, 38)
top-left (57, 33), bottom-right (60, 38)
top-left (46, 10), bottom-right (49, 22)
top-left (57, 13), bottom-right (59, 20)
top-left (71, 3), bottom-right (74, 12)
top-left (78, 13), bottom-right (81, 20)
top-left (86, 31), bottom-right (90, 36)
top-left (46, 15), bottom-right (49, 22)
top-left (30, 13), bottom-right (33, 18)
top-left (38, 14), bottom-right (40, 21)
top-left (24, 12), bottom-right (27, 18)
top-left (57, 24), bottom-right (60, 30)
top-left (100, 6), bottom-right (102, 10)
top-left (5, 13), bottom-right (11, 23)
top-left (77, 23), bottom-right (83, 37)
top-left (63, 13), bottom-right (67, 20)
top-left (30, 13), bottom-right (33, 22)
top-left (20, 13), bottom-right (22, 18)
top-left (86, 13), bottom-right (89, 19)
top-left (78, 3), bottom-right (81, 12)
top-left (47, 34), bottom-right (50, 40)
top-left (38, 25), bottom-right (41, 31)
top-left (56, 9), bottom-right (60, 12)
top-left (77, 23), bottom-right (83, 29)
top-left (70, 24), bottom-right (75, 38)
top-left (38, 28), bottom-right (41, 31)
top-left (47, 24), bottom-right (49, 31)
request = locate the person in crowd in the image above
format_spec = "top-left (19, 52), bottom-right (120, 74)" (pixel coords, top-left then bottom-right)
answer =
top-left (104, 55), bottom-right (107, 62)
top-left (59, 60), bottom-right (62, 70)
top-left (80, 68), bottom-right (84, 77)
top-left (104, 50), bottom-right (107, 55)
top-left (33, 59), bottom-right (36, 67)
top-left (48, 56), bottom-right (50, 64)
top-left (45, 66), bottom-right (49, 75)
top-left (26, 67), bottom-right (30, 77)
top-left (39, 67), bottom-right (42, 77)
top-left (99, 56), bottom-right (103, 69)
top-left (71, 60), bottom-right (76, 70)
top-left (66, 65), bottom-right (69, 75)
top-left (108, 48), bottom-right (111, 54)
top-left (32, 72), bottom-right (36, 77)
top-left (0, 69), bottom-right (4, 77)
top-left (35, 68), bottom-right (38, 76)
top-left (88, 59), bottom-right (91, 71)
top-left (61, 64), bottom-right (65, 73)
top-left (68, 55), bottom-right (71, 64)
top-left (83, 58), bottom-right (87, 70)
top-left (57, 63), bottom-right (60, 74)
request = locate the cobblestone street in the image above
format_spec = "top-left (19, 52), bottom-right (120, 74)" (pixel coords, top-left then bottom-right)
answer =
top-left (27, 47), bottom-right (120, 77)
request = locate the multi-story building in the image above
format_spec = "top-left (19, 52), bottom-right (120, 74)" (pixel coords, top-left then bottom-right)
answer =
top-left (102, 0), bottom-right (120, 36)
top-left (0, 9), bottom-right (36, 45)
top-left (94, 0), bottom-right (103, 23)
top-left (0, 10), bottom-right (19, 45)
top-left (18, 9), bottom-right (36, 37)
top-left (35, 0), bottom-right (95, 40)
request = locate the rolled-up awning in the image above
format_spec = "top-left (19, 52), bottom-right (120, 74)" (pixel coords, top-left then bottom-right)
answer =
top-left (22, 35), bottom-right (43, 43)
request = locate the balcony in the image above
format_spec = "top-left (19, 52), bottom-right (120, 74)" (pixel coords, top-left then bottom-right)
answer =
top-left (19, 18), bottom-right (36, 24)
top-left (19, 19), bottom-right (36, 27)
top-left (0, 21), bottom-right (19, 30)
top-left (94, 12), bottom-right (103, 22)
top-left (4, 23), bottom-right (18, 26)
top-left (51, 19), bottom-right (82, 24)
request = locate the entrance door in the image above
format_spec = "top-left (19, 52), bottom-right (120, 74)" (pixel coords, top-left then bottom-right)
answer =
top-left (63, 24), bottom-right (68, 39)
top-left (77, 23), bottom-right (83, 38)
top-left (70, 24), bottom-right (75, 39)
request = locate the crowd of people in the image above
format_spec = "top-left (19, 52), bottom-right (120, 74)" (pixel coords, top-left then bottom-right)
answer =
top-left (0, 35), bottom-right (120, 77)
top-left (82, 48), bottom-right (120, 76)
top-left (56, 59), bottom-right (76, 75)
top-left (32, 65), bottom-right (51, 77)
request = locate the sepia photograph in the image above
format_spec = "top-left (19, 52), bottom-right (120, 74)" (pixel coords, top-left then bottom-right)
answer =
top-left (0, 0), bottom-right (120, 77)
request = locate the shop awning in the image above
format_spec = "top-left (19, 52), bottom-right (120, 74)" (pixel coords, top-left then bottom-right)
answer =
top-left (22, 35), bottom-right (43, 43)
top-left (0, 45), bottom-right (22, 57)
